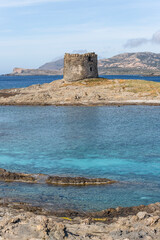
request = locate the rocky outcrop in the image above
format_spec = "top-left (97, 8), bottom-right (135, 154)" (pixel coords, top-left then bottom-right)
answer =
top-left (0, 200), bottom-right (160, 239)
top-left (0, 168), bottom-right (115, 186)
top-left (13, 68), bottom-right (26, 74)
top-left (0, 168), bottom-right (36, 183)
top-left (46, 176), bottom-right (115, 185)
top-left (0, 78), bottom-right (160, 106)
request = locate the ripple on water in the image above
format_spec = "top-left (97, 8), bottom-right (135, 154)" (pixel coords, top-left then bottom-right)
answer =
top-left (0, 105), bottom-right (160, 211)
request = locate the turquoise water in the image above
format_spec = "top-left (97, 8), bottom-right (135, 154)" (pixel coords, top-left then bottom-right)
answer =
top-left (0, 75), bottom-right (160, 90)
top-left (0, 106), bottom-right (160, 211)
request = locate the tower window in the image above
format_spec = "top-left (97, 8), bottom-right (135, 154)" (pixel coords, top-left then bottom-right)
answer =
top-left (90, 67), bottom-right (93, 72)
top-left (88, 56), bottom-right (92, 62)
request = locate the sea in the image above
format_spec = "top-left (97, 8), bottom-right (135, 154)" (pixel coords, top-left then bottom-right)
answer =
top-left (0, 74), bottom-right (160, 89)
top-left (0, 75), bottom-right (160, 212)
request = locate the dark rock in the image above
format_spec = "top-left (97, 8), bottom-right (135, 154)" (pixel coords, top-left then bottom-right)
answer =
top-left (0, 168), bottom-right (36, 183)
top-left (0, 168), bottom-right (116, 186)
top-left (46, 176), bottom-right (116, 185)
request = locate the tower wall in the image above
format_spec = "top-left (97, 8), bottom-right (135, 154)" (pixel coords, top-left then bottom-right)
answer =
top-left (63, 52), bottom-right (98, 82)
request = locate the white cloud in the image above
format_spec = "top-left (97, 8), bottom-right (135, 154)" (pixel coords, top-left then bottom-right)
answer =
top-left (0, 0), bottom-right (69, 8)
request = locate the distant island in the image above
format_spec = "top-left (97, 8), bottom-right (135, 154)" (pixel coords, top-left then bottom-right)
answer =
top-left (6, 52), bottom-right (160, 76)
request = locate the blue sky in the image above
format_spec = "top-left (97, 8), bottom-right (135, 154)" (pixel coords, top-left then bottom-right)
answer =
top-left (0, 0), bottom-right (160, 74)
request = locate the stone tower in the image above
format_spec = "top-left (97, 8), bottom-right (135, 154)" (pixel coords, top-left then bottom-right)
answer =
top-left (63, 52), bottom-right (98, 82)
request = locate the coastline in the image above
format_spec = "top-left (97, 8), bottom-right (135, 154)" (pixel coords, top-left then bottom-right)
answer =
top-left (0, 168), bottom-right (160, 239)
top-left (0, 78), bottom-right (160, 106)
top-left (0, 198), bottom-right (160, 239)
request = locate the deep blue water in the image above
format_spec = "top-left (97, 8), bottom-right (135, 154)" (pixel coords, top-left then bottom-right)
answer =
top-left (0, 75), bottom-right (63, 89)
top-left (0, 74), bottom-right (160, 90)
top-left (0, 106), bottom-right (160, 211)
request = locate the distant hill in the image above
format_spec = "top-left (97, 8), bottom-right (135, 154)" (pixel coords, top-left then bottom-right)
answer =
top-left (38, 52), bottom-right (160, 75)
top-left (38, 50), bottom-right (87, 71)
top-left (98, 52), bottom-right (160, 75)
top-left (7, 52), bottom-right (160, 76)
top-left (39, 58), bottom-right (64, 71)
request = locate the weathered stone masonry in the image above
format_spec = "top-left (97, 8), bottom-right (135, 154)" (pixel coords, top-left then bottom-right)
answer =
top-left (63, 52), bottom-right (98, 82)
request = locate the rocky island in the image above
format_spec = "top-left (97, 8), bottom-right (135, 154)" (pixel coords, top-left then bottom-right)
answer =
top-left (1, 52), bottom-right (160, 106)
top-left (0, 77), bottom-right (160, 106)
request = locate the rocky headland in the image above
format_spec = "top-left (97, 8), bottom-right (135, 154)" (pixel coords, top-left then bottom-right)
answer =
top-left (5, 67), bottom-right (63, 76)
top-left (0, 78), bottom-right (160, 106)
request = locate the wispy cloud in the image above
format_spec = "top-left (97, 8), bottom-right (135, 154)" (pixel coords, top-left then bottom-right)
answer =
top-left (152, 31), bottom-right (160, 44)
top-left (124, 38), bottom-right (149, 48)
top-left (124, 30), bottom-right (160, 48)
top-left (0, 0), bottom-right (69, 8)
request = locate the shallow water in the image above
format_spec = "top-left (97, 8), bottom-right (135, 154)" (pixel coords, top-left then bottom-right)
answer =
top-left (0, 106), bottom-right (160, 211)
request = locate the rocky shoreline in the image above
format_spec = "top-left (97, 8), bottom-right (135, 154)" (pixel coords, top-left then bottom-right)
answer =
top-left (0, 78), bottom-right (160, 106)
top-left (0, 169), bottom-right (160, 239)
top-left (0, 199), bottom-right (160, 239)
